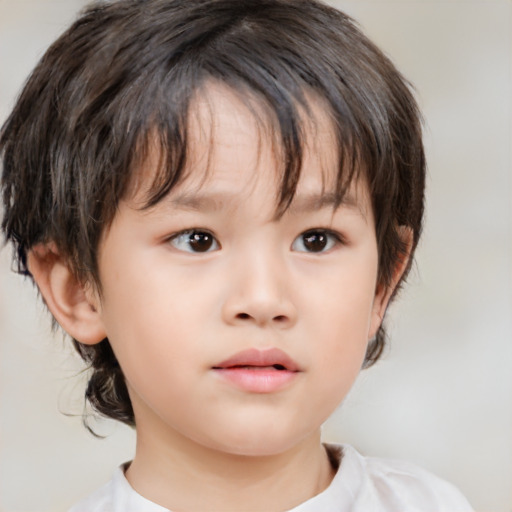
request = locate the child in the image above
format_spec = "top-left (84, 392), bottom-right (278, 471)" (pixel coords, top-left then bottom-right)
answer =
top-left (0, 0), bottom-right (473, 510)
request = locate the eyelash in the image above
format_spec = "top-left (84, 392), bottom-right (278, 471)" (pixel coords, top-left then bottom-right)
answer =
top-left (168, 228), bottom-right (345, 254)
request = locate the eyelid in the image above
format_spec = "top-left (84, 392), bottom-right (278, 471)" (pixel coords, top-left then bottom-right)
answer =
top-left (292, 228), bottom-right (346, 253)
top-left (167, 228), bottom-right (221, 253)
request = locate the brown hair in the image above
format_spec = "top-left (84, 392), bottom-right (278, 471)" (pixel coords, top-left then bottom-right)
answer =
top-left (1, 0), bottom-right (425, 427)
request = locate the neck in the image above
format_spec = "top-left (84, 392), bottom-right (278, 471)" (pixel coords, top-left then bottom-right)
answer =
top-left (125, 425), bottom-right (335, 512)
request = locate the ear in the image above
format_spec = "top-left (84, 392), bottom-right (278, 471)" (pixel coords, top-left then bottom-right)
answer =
top-left (27, 244), bottom-right (107, 345)
top-left (368, 227), bottom-right (413, 340)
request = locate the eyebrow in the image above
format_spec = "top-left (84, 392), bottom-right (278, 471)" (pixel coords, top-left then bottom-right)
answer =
top-left (155, 190), bottom-right (365, 218)
top-left (165, 192), bottom-right (225, 213)
top-left (287, 191), bottom-right (359, 214)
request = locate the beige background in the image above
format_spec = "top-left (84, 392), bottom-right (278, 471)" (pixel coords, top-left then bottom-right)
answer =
top-left (1, 1), bottom-right (511, 511)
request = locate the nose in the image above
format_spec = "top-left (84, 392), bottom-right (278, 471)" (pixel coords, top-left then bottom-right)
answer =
top-left (221, 250), bottom-right (298, 329)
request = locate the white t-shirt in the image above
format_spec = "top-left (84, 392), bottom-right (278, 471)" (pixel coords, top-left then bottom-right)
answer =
top-left (69, 444), bottom-right (473, 511)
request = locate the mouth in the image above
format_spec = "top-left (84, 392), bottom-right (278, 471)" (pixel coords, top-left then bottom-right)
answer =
top-left (212, 347), bottom-right (300, 372)
top-left (219, 364), bottom-right (288, 370)
top-left (212, 348), bottom-right (301, 393)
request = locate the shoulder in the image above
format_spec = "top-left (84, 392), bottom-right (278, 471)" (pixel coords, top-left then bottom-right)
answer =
top-left (67, 463), bottom-right (169, 512)
top-left (327, 444), bottom-right (473, 512)
top-left (68, 477), bottom-right (115, 512)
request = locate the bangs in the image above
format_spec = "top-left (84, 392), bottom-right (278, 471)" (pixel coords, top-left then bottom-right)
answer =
top-left (130, 75), bottom-right (362, 219)
top-left (123, 19), bottom-right (378, 219)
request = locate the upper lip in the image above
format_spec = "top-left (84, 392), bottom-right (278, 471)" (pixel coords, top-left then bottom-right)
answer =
top-left (212, 348), bottom-right (300, 372)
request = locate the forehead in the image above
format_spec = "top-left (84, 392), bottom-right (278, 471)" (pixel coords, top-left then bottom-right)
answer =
top-left (129, 82), bottom-right (369, 215)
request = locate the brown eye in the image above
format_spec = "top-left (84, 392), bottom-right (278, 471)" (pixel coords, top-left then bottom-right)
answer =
top-left (304, 232), bottom-right (327, 252)
top-left (170, 230), bottom-right (220, 253)
top-left (292, 230), bottom-right (339, 253)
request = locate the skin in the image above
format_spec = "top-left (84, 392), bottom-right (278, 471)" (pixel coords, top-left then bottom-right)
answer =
top-left (29, 84), bottom-right (406, 511)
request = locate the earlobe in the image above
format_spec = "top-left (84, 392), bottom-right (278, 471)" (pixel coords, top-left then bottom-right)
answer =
top-left (368, 227), bottom-right (414, 340)
top-left (27, 244), bottom-right (107, 345)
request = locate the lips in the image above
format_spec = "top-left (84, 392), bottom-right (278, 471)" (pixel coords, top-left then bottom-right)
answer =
top-left (212, 348), bottom-right (300, 372)
top-left (212, 348), bottom-right (301, 393)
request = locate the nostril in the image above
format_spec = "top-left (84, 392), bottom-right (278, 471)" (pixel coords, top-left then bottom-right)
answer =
top-left (232, 312), bottom-right (290, 324)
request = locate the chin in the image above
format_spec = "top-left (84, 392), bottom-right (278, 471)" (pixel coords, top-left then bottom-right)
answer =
top-left (202, 423), bottom-right (316, 458)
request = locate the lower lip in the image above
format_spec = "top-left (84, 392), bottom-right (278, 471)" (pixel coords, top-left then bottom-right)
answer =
top-left (213, 367), bottom-right (299, 393)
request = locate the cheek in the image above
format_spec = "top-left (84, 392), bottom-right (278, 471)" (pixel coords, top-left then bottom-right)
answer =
top-left (100, 244), bottom-right (220, 327)
top-left (97, 267), bottom-right (205, 391)
top-left (305, 257), bottom-right (378, 340)
top-left (302, 256), bottom-right (378, 392)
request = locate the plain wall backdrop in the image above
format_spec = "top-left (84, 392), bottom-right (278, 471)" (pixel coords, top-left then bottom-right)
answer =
top-left (0, 1), bottom-right (511, 511)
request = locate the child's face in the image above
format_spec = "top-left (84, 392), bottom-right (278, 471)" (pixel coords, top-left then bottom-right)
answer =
top-left (93, 84), bottom-right (387, 456)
